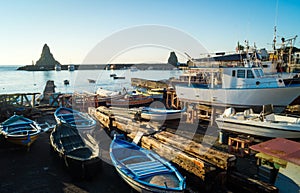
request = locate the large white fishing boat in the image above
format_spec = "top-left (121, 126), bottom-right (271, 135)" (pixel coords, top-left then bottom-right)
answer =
top-left (173, 58), bottom-right (300, 111)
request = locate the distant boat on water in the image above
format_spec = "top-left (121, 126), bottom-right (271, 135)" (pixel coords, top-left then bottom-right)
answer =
top-left (113, 76), bottom-right (125, 80)
top-left (88, 79), bottom-right (96, 83)
top-left (130, 66), bottom-right (138, 72)
top-left (68, 64), bottom-right (75, 71)
top-left (55, 64), bottom-right (61, 71)
top-left (64, 80), bottom-right (70, 85)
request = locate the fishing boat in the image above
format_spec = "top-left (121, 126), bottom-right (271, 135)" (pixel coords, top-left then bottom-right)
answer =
top-left (68, 64), bottom-right (75, 71)
top-left (63, 79), bottom-right (69, 85)
top-left (55, 64), bottom-right (61, 71)
top-left (106, 94), bottom-right (153, 107)
top-left (109, 134), bottom-right (186, 193)
top-left (174, 59), bottom-right (300, 112)
top-left (87, 79), bottom-right (96, 83)
top-left (0, 114), bottom-right (42, 146)
top-left (140, 107), bottom-right (186, 121)
top-left (96, 87), bottom-right (126, 105)
top-left (215, 104), bottom-right (300, 138)
top-left (96, 88), bottom-right (123, 97)
top-left (113, 76), bottom-right (125, 80)
top-left (50, 123), bottom-right (101, 177)
top-left (54, 107), bottom-right (96, 132)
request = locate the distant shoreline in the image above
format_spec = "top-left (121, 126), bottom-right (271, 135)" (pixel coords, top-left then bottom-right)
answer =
top-left (16, 63), bottom-right (183, 71)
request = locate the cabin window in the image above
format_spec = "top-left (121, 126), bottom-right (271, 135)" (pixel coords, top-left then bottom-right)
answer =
top-left (247, 70), bottom-right (255, 78)
top-left (232, 70), bottom-right (236, 77)
top-left (258, 69), bottom-right (264, 76)
top-left (237, 70), bottom-right (245, 78)
top-left (254, 69), bottom-right (261, 77)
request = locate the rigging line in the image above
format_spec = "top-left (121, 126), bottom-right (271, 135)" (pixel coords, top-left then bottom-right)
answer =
top-left (274, 0), bottom-right (279, 27)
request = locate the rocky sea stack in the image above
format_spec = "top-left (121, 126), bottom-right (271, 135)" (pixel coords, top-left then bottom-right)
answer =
top-left (18, 44), bottom-right (61, 71)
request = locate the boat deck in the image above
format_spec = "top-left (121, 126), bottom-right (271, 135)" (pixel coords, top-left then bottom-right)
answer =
top-left (126, 160), bottom-right (169, 178)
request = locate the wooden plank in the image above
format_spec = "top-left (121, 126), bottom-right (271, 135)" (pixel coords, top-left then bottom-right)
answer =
top-left (113, 116), bottom-right (158, 135)
top-left (153, 131), bottom-right (236, 170)
top-left (140, 136), bottom-right (216, 180)
top-left (90, 107), bottom-right (111, 128)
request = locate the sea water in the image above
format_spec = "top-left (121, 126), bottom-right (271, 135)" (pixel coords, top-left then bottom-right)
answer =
top-left (0, 65), bottom-right (182, 95)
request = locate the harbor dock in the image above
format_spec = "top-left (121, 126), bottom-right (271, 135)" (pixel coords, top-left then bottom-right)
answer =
top-left (1, 76), bottom-right (299, 192)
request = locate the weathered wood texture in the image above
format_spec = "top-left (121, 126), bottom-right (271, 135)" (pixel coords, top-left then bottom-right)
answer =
top-left (0, 93), bottom-right (40, 107)
top-left (140, 135), bottom-right (216, 180)
top-left (153, 131), bottom-right (236, 170)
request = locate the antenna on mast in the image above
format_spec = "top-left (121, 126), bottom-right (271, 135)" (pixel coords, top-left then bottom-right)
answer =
top-left (273, 26), bottom-right (277, 51)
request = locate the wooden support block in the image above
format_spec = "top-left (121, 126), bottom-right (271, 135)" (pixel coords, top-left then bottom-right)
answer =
top-left (141, 136), bottom-right (216, 180)
top-left (154, 131), bottom-right (236, 170)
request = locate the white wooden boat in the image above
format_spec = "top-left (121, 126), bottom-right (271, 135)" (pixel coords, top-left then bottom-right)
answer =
top-left (141, 107), bottom-right (186, 121)
top-left (0, 114), bottom-right (41, 146)
top-left (215, 105), bottom-right (300, 138)
top-left (54, 107), bottom-right (96, 132)
top-left (109, 134), bottom-right (186, 193)
top-left (96, 88), bottom-right (121, 97)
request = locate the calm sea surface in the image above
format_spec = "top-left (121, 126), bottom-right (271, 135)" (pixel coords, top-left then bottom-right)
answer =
top-left (0, 65), bottom-right (182, 94)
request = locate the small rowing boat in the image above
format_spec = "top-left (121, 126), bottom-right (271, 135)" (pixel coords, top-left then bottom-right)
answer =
top-left (54, 107), bottom-right (96, 132)
top-left (141, 107), bottom-right (186, 121)
top-left (50, 123), bottom-right (101, 178)
top-left (0, 114), bottom-right (41, 146)
top-left (110, 134), bottom-right (186, 193)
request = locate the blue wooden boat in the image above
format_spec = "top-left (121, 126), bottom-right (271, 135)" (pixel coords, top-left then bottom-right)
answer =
top-left (0, 114), bottom-right (41, 146)
top-left (109, 134), bottom-right (186, 193)
top-left (54, 107), bottom-right (96, 132)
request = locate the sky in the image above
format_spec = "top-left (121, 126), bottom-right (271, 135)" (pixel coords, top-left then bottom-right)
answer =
top-left (0, 0), bottom-right (299, 65)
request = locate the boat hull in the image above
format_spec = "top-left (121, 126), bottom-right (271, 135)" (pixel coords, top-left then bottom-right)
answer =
top-left (110, 135), bottom-right (185, 193)
top-left (106, 96), bottom-right (154, 107)
top-left (0, 115), bottom-right (41, 147)
top-left (5, 132), bottom-right (40, 146)
top-left (115, 167), bottom-right (184, 193)
top-left (141, 108), bottom-right (185, 121)
top-left (141, 113), bottom-right (182, 121)
top-left (176, 85), bottom-right (300, 111)
top-left (216, 118), bottom-right (300, 138)
top-left (50, 123), bottom-right (101, 178)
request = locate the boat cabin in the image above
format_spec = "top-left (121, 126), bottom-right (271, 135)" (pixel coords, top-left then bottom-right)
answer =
top-left (177, 66), bottom-right (285, 89)
top-left (221, 67), bottom-right (285, 89)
